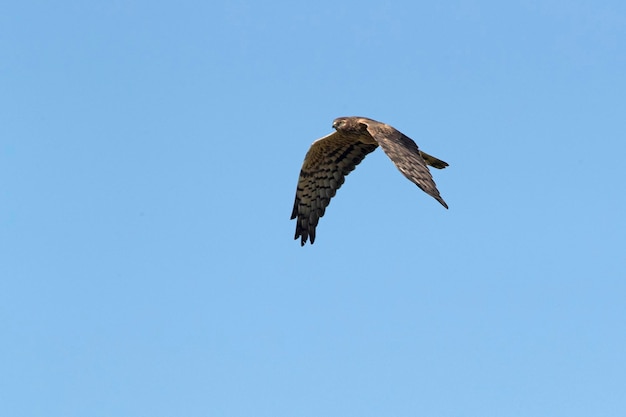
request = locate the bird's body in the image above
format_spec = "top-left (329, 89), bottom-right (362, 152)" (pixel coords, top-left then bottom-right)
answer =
top-left (291, 116), bottom-right (448, 246)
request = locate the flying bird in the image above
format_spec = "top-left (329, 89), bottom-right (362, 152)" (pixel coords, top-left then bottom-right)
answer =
top-left (291, 116), bottom-right (449, 246)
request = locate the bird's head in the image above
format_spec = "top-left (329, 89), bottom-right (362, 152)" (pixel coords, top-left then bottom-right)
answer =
top-left (332, 118), bottom-right (347, 130)
top-left (332, 117), bottom-right (365, 133)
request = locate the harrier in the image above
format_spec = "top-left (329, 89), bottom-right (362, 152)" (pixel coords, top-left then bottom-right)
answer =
top-left (291, 116), bottom-right (449, 246)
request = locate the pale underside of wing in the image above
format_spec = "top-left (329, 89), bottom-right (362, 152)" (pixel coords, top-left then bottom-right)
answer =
top-left (364, 122), bottom-right (449, 209)
top-left (291, 131), bottom-right (378, 246)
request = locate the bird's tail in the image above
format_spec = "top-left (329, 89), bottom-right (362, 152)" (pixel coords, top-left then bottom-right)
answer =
top-left (419, 151), bottom-right (449, 169)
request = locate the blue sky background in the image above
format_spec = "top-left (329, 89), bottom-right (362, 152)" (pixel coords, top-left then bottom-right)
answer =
top-left (2, 1), bottom-right (625, 416)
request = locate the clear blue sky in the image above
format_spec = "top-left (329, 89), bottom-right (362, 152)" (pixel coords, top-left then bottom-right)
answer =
top-left (2, 1), bottom-right (625, 416)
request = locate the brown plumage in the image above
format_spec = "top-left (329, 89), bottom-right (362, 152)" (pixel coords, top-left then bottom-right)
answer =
top-left (291, 116), bottom-right (449, 246)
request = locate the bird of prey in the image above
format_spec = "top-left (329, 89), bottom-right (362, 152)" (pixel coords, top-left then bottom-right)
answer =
top-left (291, 116), bottom-right (449, 246)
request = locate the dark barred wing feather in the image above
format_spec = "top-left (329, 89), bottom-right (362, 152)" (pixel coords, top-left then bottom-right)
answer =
top-left (291, 132), bottom-right (377, 246)
top-left (364, 123), bottom-right (448, 209)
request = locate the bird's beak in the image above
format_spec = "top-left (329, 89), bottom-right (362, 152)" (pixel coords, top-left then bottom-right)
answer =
top-left (332, 121), bottom-right (338, 129)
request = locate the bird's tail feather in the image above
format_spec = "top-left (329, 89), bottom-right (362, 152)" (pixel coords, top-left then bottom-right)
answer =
top-left (420, 151), bottom-right (449, 169)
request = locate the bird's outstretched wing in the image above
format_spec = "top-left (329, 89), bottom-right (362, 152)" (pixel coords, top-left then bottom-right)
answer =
top-left (362, 120), bottom-right (449, 209)
top-left (291, 131), bottom-right (378, 246)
